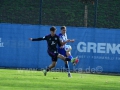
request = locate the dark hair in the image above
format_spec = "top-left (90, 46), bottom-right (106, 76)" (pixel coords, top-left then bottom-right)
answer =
top-left (61, 26), bottom-right (66, 30)
top-left (50, 26), bottom-right (56, 32)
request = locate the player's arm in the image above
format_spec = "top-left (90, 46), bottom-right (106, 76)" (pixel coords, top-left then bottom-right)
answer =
top-left (66, 33), bottom-right (75, 42)
top-left (57, 37), bottom-right (63, 47)
top-left (67, 39), bottom-right (75, 42)
top-left (60, 39), bottom-right (74, 45)
top-left (29, 36), bottom-right (47, 41)
top-left (59, 35), bottom-right (68, 45)
top-left (60, 40), bottom-right (69, 45)
top-left (59, 36), bottom-right (74, 45)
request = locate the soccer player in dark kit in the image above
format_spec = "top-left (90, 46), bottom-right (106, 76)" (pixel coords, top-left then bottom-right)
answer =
top-left (29, 26), bottom-right (76, 76)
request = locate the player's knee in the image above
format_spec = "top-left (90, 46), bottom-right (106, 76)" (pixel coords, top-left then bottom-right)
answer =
top-left (52, 63), bottom-right (56, 67)
top-left (66, 51), bottom-right (71, 56)
top-left (58, 54), bottom-right (64, 58)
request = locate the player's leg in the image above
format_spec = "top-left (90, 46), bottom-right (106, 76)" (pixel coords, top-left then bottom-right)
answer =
top-left (46, 61), bottom-right (57, 71)
top-left (65, 45), bottom-right (79, 65)
top-left (57, 53), bottom-right (79, 65)
top-left (66, 51), bottom-right (73, 60)
top-left (64, 60), bottom-right (71, 77)
top-left (43, 50), bottom-right (58, 76)
top-left (66, 51), bottom-right (79, 65)
top-left (57, 54), bottom-right (71, 61)
top-left (43, 61), bottom-right (57, 76)
top-left (62, 50), bottom-right (71, 77)
top-left (58, 48), bottom-right (71, 77)
top-left (57, 53), bottom-right (73, 76)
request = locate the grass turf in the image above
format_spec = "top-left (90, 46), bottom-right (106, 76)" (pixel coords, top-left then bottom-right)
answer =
top-left (0, 69), bottom-right (120, 90)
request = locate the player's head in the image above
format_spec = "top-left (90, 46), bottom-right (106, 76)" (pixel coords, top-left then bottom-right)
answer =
top-left (50, 26), bottom-right (56, 36)
top-left (61, 26), bottom-right (66, 34)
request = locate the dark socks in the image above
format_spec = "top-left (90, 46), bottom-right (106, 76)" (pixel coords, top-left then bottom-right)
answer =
top-left (46, 67), bottom-right (50, 72)
top-left (65, 58), bottom-right (71, 61)
top-left (65, 63), bottom-right (68, 68)
top-left (65, 63), bottom-right (70, 73)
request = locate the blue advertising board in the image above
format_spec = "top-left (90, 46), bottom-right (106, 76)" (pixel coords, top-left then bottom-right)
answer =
top-left (0, 23), bottom-right (120, 73)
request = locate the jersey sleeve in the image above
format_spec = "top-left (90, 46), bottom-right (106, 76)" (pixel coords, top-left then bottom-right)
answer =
top-left (58, 34), bottom-right (63, 42)
top-left (57, 36), bottom-right (62, 47)
top-left (32, 36), bottom-right (47, 41)
top-left (59, 36), bottom-right (63, 42)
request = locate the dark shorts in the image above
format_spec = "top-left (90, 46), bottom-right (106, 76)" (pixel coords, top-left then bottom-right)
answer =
top-left (47, 50), bottom-right (58, 62)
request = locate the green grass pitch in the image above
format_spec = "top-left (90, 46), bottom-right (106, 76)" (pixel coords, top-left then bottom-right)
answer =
top-left (0, 69), bottom-right (120, 90)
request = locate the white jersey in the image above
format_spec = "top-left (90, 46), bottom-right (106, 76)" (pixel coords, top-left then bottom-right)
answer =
top-left (59, 33), bottom-right (68, 45)
top-left (58, 33), bottom-right (72, 51)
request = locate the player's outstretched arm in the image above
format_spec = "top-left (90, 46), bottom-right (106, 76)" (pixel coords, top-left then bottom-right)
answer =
top-left (60, 39), bottom-right (75, 46)
top-left (69, 39), bottom-right (75, 42)
top-left (29, 38), bottom-right (33, 41)
top-left (29, 37), bottom-right (46, 41)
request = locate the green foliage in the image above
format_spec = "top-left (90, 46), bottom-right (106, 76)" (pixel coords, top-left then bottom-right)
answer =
top-left (0, 0), bottom-right (40, 24)
top-left (0, 0), bottom-right (120, 28)
top-left (97, 0), bottom-right (120, 28)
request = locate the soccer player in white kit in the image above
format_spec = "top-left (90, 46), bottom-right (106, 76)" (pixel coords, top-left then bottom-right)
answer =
top-left (58, 26), bottom-right (79, 77)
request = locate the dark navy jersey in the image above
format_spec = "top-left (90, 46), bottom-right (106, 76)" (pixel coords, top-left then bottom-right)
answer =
top-left (32, 34), bottom-right (62, 52)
